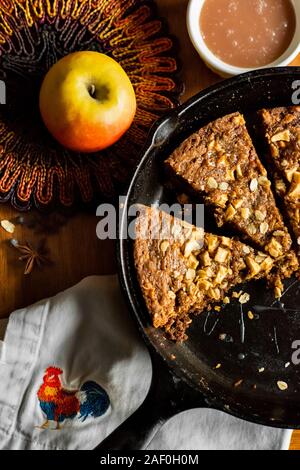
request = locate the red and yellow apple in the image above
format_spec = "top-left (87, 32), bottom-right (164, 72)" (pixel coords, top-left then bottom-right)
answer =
top-left (39, 51), bottom-right (136, 153)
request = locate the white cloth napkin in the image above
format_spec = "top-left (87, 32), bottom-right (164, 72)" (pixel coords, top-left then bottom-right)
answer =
top-left (0, 276), bottom-right (292, 450)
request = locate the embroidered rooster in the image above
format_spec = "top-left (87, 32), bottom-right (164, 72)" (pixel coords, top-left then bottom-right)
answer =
top-left (37, 366), bottom-right (110, 430)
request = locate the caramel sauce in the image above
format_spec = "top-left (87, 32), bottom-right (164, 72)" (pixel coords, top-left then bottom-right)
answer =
top-left (200, 0), bottom-right (296, 68)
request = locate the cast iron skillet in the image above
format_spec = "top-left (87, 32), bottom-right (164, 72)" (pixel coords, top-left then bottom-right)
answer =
top-left (96, 68), bottom-right (300, 450)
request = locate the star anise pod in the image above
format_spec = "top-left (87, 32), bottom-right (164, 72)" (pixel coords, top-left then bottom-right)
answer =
top-left (11, 239), bottom-right (50, 275)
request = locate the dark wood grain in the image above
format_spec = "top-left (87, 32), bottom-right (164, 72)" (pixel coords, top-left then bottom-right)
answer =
top-left (0, 0), bottom-right (299, 449)
top-left (0, 205), bottom-right (116, 317)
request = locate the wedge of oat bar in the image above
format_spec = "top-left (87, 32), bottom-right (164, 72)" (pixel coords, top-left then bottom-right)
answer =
top-left (134, 205), bottom-right (274, 342)
top-left (260, 106), bottom-right (300, 259)
top-left (165, 112), bottom-right (298, 296)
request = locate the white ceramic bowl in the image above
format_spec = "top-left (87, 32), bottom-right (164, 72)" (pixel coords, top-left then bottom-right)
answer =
top-left (187, 0), bottom-right (300, 77)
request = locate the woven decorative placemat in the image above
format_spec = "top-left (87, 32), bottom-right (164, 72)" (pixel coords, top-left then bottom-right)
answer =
top-left (0, 0), bottom-right (182, 210)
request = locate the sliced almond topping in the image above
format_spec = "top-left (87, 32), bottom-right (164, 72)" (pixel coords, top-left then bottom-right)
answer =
top-left (208, 287), bottom-right (221, 300)
top-left (255, 210), bottom-right (265, 222)
top-left (206, 234), bottom-right (219, 254)
top-left (186, 268), bottom-right (196, 280)
top-left (184, 239), bottom-right (201, 257)
top-left (192, 228), bottom-right (205, 241)
top-left (255, 254), bottom-right (266, 263)
top-left (241, 208), bottom-right (250, 220)
top-left (292, 171), bottom-right (300, 183)
top-left (235, 164), bottom-right (243, 178)
top-left (216, 193), bottom-right (228, 208)
top-left (260, 257), bottom-right (273, 273)
top-left (288, 171), bottom-right (300, 199)
top-left (248, 224), bottom-right (257, 235)
top-left (226, 168), bottom-right (235, 180)
top-left (221, 236), bottom-right (231, 247)
top-left (271, 130), bottom-right (290, 142)
top-left (1, 219), bottom-right (15, 234)
top-left (197, 279), bottom-right (212, 291)
top-left (232, 290), bottom-right (242, 299)
top-left (243, 245), bottom-right (251, 254)
top-left (214, 246), bottom-right (229, 263)
top-left (214, 265), bottom-right (228, 285)
top-left (187, 282), bottom-right (196, 294)
top-left (208, 139), bottom-right (215, 150)
top-left (188, 254), bottom-right (199, 270)
top-left (207, 176), bottom-right (218, 189)
top-left (275, 178), bottom-right (286, 193)
top-left (239, 292), bottom-right (250, 304)
top-left (218, 154), bottom-right (227, 166)
top-left (250, 178), bottom-right (258, 192)
top-left (225, 204), bottom-right (236, 221)
top-left (258, 175), bottom-right (270, 187)
top-left (200, 251), bottom-right (211, 266)
top-left (247, 311), bottom-right (254, 320)
top-left (160, 240), bottom-right (169, 253)
top-left (283, 113), bottom-right (295, 124)
top-left (223, 296), bottom-right (230, 304)
top-left (260, 222), bottom-right (269, 234)
top-left (245, 256), bottom-right (261, 276)
top-left (232, 199), bottom-right (243, 209)
top-left (285, 167), bottom-right (297, 183)
top-left (277, 381), bottom-right (288, 391)
top-left (266, 237), bottom-right (283, 258)
top-left (219, 181), bottom-right (229, 191)
top-left (197, 267), bottom-right (213, 279)
top-left (168, 290), bottom-right (176, 300)
top-left (271, 143), bottom-right (279, 157)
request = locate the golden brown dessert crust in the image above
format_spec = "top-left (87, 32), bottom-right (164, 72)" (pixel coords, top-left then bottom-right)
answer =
top-left (165, 112), bottom-right (298, 297)
top-left (134, 206), bottom-right (274, 341)
top-left (260, 106), bottom-right (300, 262)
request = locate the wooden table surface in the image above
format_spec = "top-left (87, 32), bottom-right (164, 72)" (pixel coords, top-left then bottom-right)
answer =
top-left (0, 0), bottom-right (299, 450)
